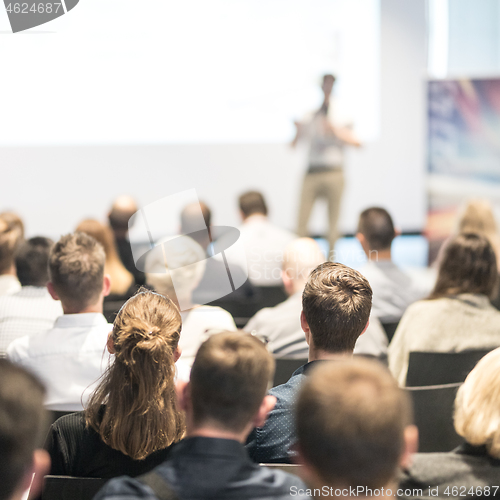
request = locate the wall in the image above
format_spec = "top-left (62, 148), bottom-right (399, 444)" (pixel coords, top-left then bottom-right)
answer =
top-left (448, 0), bottom-right (500, 75)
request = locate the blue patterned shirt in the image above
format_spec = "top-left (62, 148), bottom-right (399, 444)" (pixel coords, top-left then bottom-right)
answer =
top-left (246, 361), bottom-right (322, 464)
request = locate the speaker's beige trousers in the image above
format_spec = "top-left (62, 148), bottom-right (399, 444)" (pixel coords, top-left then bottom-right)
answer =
top-left (297, 169), bottom-right (345, 253)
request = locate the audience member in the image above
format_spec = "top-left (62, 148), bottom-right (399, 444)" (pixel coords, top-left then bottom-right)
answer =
top-left (357, 207), bottom-right (426, 324)
top-left (7, 232), bottom-right (112, 410)
top-left (0, 211), bottom-right (25, 236)
top-left (244, 238), bottom-right (325, 357)
top-left (0, 212), bottom-right (24, 296)
top-left (296, 359), bottom-right (417, 498)
top-left (0, 237), bottom-right (63, 356)
top-left (146, 234), bottom-right (236, 366)
top-left (180, 201), bottom-right (255, 305)
top-left (220, 190), bottom-right (296, 288)
top-left (246, 261), bottom-right (373, 463)
top-left (245, 238), bottom-right (387, 359)
top-left (76, 219), bottom-right (136, 300)
top-left (94, 332), bottom-right (307, 500)
top-left (108, 195), bottom-right (145, 285)
top-left (37, 290), bottom-right (185, 482)
top-left (400, 347), bottom-right (500, 497)
top-left (458, 199), bottom-right (500, 258)
top-left (0, 359), bottom-right (50, 500)
top-left (456, 199), bottom-right (500, 309)
top-left (389, 232), bottom-right (500, 386)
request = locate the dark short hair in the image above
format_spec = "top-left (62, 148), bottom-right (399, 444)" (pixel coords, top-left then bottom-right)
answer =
top-left (49, 232), bottom-right (105, 310)
top-left (302, 262), bottom-right (372, 353)
top-left (0, 214), bottom-right (24, 275)
top-left (0, 359), bottom-right (46, 500)
top-left (108, 206), bottom-right (135, 232)
top-left (430, 232), bottom-right (498, 299)
top-left (239, 191), bottom-right (268, 218)
top-left (357, 207), bottom-right (395, 251)
top-left (323, 74), bottom-right (336, 84)
top-left (190, 332), bottom-right (274, 433)
top-left (297, 359), bottom-right (412, 489)
top-left (15, 237), bottom-right (53, 287)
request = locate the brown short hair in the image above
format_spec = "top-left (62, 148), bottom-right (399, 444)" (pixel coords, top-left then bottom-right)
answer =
top-left (0, 359), bottom-right (46, 500)
top-left (297, 359), bottom-right (412, 489)
top-left (15, 237), bottom-right (53, 287)
top-left (0, 214), bottom-right (24, 275)
top-left (49, 232), bottom-right (106, 310)
top-left (357, 207), bottom-right (395, 251)
top-left (430, 232), bottom-right (498, 299)
top-left (302, 262), bottom-right (372, 353)
top-left (190, 332), bottom-right (274, 433)
top-left (239, 191), bottom-right (268, 218)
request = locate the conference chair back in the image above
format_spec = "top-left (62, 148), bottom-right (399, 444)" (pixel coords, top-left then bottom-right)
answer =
top-left (381, 321), bottom-right (399, 343)
top-left (273, 358), bottom-right (308, 387)
top-left (42, 476), bottom-right (107, 500)
top-left (406, 382), bottom-right (463, 453)
top-left (406, 349), bottom-right (494, 387)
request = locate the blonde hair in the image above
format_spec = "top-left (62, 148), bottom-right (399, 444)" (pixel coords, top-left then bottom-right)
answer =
top-left (0, 213), bottom-right (24, 274)
top-left (454, 347), bottom-right (500, 458)
top-left (76, 219), bottom-right (134, 296)
top-left (458, 200), bottom-right (500, 260)
top-left (85, 290), bottom-right (185, 460)
top-left (459, 199), bottom-right (498, 236)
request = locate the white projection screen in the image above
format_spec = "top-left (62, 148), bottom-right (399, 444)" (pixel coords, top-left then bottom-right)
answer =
top-left (0, 0), bottom-right (386, 238)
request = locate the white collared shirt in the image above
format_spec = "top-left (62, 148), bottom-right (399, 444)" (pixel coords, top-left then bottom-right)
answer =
top-left (7, 313), bottom-right (112, 411)
top-left (224, 215), bottom-right (296, 287)
top-left (0, 286), bottom-right (63, 356)
top-left (0, 274), bottom-right (21, 296)
top-left (179, 305), bottom-right (237, 366)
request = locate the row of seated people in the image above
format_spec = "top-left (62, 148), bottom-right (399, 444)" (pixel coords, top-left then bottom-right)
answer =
top-left (1, 198), bottom-right (500, 382)
top-left (0, 225), bottom-right (387, 366)
top-left (3, 304), bottom-right (500, 500)
top-left (0, 229), bottom-right (386, 408)
top-left (0, 189), bottom-right (432, 351)
top-left (106, 191), bottom-right (296, 315)
top-left (2, 208), bottom-right (498, 380)
top-left (1, 200), bottom-right (500, 498)
top-left (0, 192), bottom-right (497, 332)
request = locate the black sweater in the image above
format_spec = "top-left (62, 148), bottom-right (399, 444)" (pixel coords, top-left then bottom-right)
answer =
top-left (45, 410), bottom-right (173, 478)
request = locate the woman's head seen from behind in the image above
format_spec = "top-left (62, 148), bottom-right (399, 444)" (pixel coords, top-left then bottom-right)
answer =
top-left (85, 289), bottom-right (185, 460)
top-left (458, 199), bottom-right (498, 238)
top-left (430, 233), bottom-right (498, 300)
top-left (76, 218), bottom-right (134, 296)
top-left (454, 347), bottom-right (500, 458)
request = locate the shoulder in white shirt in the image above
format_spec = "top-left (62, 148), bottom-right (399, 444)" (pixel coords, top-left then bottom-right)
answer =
top-left (179, 305), bottom-right (237, 366)
top-left (0, 274), bottom-right (21, 296)
top-left (7, 312), bottom-right (112, 411)
top-left (0, 286), bottom-right (63, 355)
top-left (233, 215), bottom-right (296, 287)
